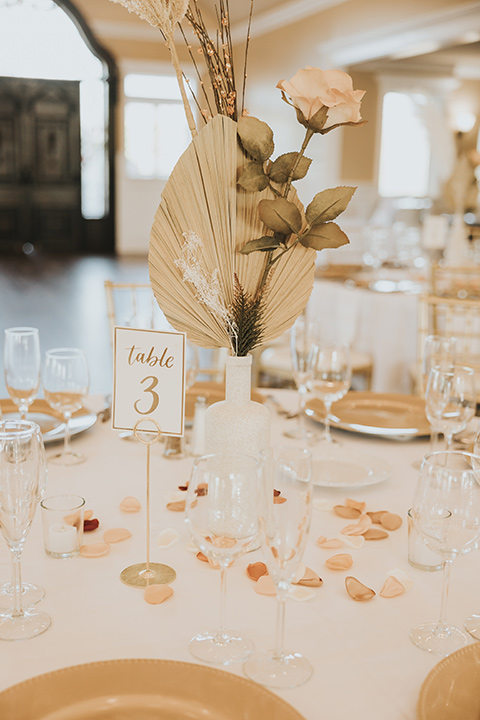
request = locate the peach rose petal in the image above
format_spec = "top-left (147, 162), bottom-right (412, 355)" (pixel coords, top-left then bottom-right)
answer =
top-left (144, 584), bottom-right (174, 605)
top-left (166, 500), bottom-right (186, 513)
top-left (366, 510), bottom-right (388, 524)
top-left (296, 567), bottom-right (323, 588)
top-left (103, 528), bottom-right (131, 544)
top-left (196, 551), bottom-right (209, 563)
top-left (345, 498), bottom-right (367, 513)
top-left (380, 512), bottom-right (403, 531)
top-left (79, 543), bottom-right (111, 558)
top-left (364, 526), bottom-right (388, 541)
top-left (246, 562), bottom-right (268, 582)
top-left (341, 514), bottom-right (372, 536)
top-left (120, 496), bottom-right (141, 513)
top-left (325, 553), bottom-right (353, 571)
top-left (288, 586), bottom-right (316, 602)
top-left (83, 519), bottom-right (100, 532)
top-left (345, 576), bottom-right (375, 601)
top-left (274, 495), bottom-right (287, 504)
top-left (341, 534), bottom-right (365, 549)
top-left (334, 505), bottom-right (361, 519)
top-left (157, 528), bottom-right (179, 548)
top-left (84, 510), bottom-right (94, 521)
top-left (387, 569), bottom-right (413, 592)
top-left (379, 576), bottom-right (406, 598)
top-left (316, 536), bottom-right (344, 549)
top-left (255, 575), bottom-right (277, 596)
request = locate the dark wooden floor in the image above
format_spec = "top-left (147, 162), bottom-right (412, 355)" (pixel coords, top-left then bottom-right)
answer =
top-left (0, 253), bottom-right (150, 396)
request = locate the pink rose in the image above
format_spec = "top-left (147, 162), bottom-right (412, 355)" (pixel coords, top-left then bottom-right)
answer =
top-left (277, 67), bottom-right (365, 131)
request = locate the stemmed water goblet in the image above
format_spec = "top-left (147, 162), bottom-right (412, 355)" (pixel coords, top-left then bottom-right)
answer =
top-left (410, 451), bottom-right (480, 657)
top-left (43, 348), bottom-right (90, 465)
top-left (0, 419), bottom-right (51, 640)
top-left (425, 365), bottom-right (475, 451)
top-left (185, 453), bottom-right (259, 664)
top-left (307, 343), bottom-right (351, 444)
top-left (244, 446), bottom-right (313, 688)
top-left (284, 317), bottom-right (320, 441)
top-left (4, 327), bottom-right (41, 420)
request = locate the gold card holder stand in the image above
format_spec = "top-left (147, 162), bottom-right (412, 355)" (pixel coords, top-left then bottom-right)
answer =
top-left (120, 418), bottom-right (176, 589)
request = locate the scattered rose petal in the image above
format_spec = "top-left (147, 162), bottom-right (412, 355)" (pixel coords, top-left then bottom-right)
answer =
top-left (246, 562), bottom-right (268, 581)
top-left (157, 528), bottom-right (179, 548)
top-left (325, 553), bottom-right (353, 571)
top-left (292, 564), bottom-right (306, 583)
top-left (120, 497), bottom-right (141, 513)
top-left (194, 482), bottom-right (208, 497)
top-left (316, 536), bottom-right (344, 549)
top-left (207, 557), bottom-right (221, 569)
top-left (196, 551), bottom-right (209, 563)
top-left (84, 510), bottom-right (93, 520)
top-left (314, 499), bottom-right (333, 512)
top-left (345, 576), bottom-right (375, 601)
top-left (255, 575), bottom-right (277, 596)
top-left (345, 498), bottom-right (367, 513)
top-left (84, 519), bottom-right (99, 532)
top-left (341, 514), bottom-right (372, 536)
top-left (379, 576), bottom-right (406, 598)
top-left (295, 567), bottom-right (323, 587)
top-left (166, 501), bottom-right (186, 513)
top-left (273, 489), bottom-right (281, 497)
top-left (274, 495), bottom-right (287, 504)
top-left (363, 528), bottom-right (389, 541)
top-left (103, 528), bottom-right (131, 544)
top-left (380, 512), bottom-right (403, 531)
top-left (178, 483), bottom-right (188, 492)
top-left (185, 539), bottom-right (198, 553)
top-left (79, 543), bottom-right (111, 558)
top-left (144, 584), bottom-right (174, 604)
top-left (341, 535), bottom-right (365, 549)
top-left (366, 510), bottom-right (388, 524)
top-left (289, 586), bottom-right (316, 601)
top-left (386, 568), bottom-right (413, 592)
top-left (334, 505), bottom-right (361, 519)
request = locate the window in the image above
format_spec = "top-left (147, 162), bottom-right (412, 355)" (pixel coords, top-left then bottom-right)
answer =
top-left (124, 73), bottom-right (192, 180)
top-left (378, 92), bottom-right (431, 198)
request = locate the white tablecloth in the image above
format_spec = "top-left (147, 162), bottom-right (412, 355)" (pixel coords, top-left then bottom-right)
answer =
top-left (308, 280), bottom-right (419, 394)
top-left (1, 391), bottom-right (477, 720)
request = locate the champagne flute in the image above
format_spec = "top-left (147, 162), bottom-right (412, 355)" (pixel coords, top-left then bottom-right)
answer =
top-left (43, 349), bottom-right (89, 466)
top-left (0, 420), bottom-right (51, 640)
top-left (185, 453), bottom-right (259, 664)
top-left (307, 343), bottom-right (351, 444)
top-left (4, 327), bottom-right (41, 419)
top-left (425, 365), bottom-right (476, 450)
top-left (410, 451), bottom-right (480, 657)
top-left (284, 317), bottom-right (320, 441)
top-left (244, 446), bottom-right (313, 688)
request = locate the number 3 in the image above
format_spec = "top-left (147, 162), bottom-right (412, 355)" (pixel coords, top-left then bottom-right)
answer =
top-left (134, 375), bottom-right (159, 415)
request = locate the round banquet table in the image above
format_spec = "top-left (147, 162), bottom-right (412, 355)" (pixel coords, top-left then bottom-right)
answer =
top-left (0, 391), bottom-right (478, 720)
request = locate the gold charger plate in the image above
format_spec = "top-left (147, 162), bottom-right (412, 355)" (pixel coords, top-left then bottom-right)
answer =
top-left (0, 398), bottom-right (97, 444)
top-left (305, 391), bottom-right (430, 439)
top-left (185, 381), bottom-right (265, 422)
top-left (417, 642), bottom-right (480, 720)
top-left (0, 658), bottom-right (306, 720)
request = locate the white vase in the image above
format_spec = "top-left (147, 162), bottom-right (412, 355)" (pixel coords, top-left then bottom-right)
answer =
top-left (204, 354), bottom-right (270, 458)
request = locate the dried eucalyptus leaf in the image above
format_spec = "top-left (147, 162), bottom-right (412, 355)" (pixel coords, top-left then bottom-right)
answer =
top-left (240, 236), bottom-right (284, 254)
top-left (237, 116), bottom-right (274, 162)
top-left (300, 222), bottom-right (349, 251)
top-left (269, 153), bottom-right (312, 184)
top-left (305, 186), bottom-right (356, 226)
top-left (237, 162), bottom-right (269, 192)
top-left (259, 198), bottom-right (302, 235)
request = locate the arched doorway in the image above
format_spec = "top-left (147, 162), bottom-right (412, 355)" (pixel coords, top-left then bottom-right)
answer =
top-left (0, 0), bottom-right (117, 254)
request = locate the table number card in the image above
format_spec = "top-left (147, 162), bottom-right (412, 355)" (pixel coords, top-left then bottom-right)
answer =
top-left (112, 327), bottom-right (186, 436)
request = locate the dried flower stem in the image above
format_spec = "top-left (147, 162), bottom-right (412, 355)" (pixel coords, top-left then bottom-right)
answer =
top-left (242, 0), bottom-right (254, 113)
top-left (165, 28), bottom-right (197, 138)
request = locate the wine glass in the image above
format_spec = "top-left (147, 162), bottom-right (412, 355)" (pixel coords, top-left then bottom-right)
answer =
top-left (4, 327), bottom-right (41, 419)
top-left (185, 453), bottom-right (259, 664)
top-left (284, 317), bottom-right (320, 441)
top-left (43, 348), bottom-right (89, 465)
top-left (0, 424), bottom-right (47, 610)
top-left (425, 365), bottom-right (476, 450)
top-left (307, 343), bottom-right (351, 444)
top-left (0, 420), bottom-right (51, 640)
top-left (410, 451), bottom-right (480, 657)
top-left (244, 446), bottom-right (313, 688)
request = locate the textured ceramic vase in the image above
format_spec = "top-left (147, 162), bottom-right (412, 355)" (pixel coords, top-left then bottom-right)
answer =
top-left (204, 354), bottom-right (270, 458)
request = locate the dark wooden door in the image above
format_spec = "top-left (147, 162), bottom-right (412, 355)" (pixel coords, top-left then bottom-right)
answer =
top-left (0, 77), bottom-right (82, 253)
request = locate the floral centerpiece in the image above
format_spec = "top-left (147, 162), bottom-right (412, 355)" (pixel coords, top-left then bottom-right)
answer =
top-left (111, 0), bottom-right (365, 359)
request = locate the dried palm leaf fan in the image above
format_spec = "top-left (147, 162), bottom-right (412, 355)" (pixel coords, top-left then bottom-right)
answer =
top-left (148, 114), bottom-right (316, 352)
